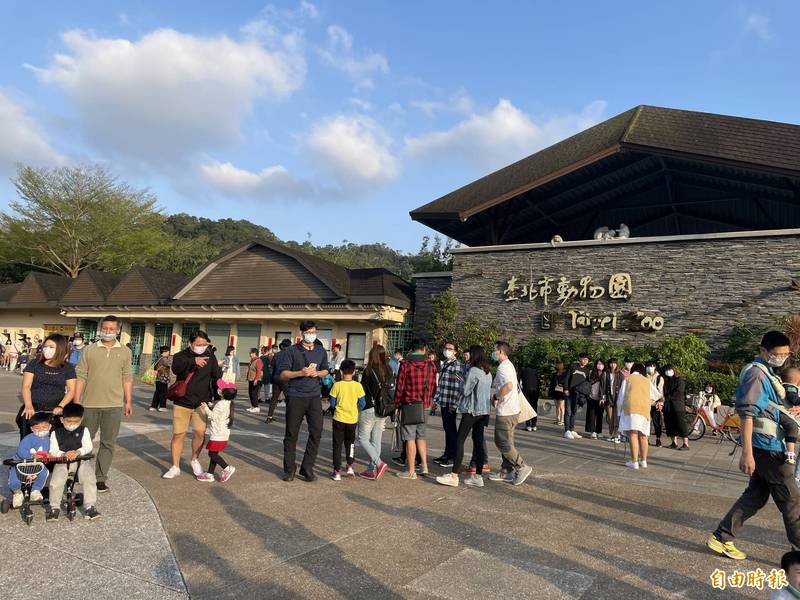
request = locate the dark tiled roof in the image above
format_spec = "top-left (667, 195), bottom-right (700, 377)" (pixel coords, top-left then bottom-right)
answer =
top-left (0, 283), bottom-right (21, 303)
top-left (87, 270), bottom-right (124, 298)
top-left (136, 268), bottom-right (188, 300)
top-left (107, 267), bottom-right (186, 304)
top-left (349, 269), bottom-right (413, 308)
top-left (411, 105), bottom-right (800, 221)
top-left (33, 273), bottom-right (73, 301)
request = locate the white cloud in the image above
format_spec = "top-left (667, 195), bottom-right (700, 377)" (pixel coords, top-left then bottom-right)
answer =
top-left (29, 28), bottom-right (306, 164)
top-left (317, 25), bottom-right (389, 88)
top-left (200, 160), bottom-right (320, 200)
top-left (347, 97), bottom-right (373, 111)
top-left (745, 13), bottom-right (773, 41)
top-left (405, 99), bottom-right (607, 172)
top-left (410, 90), bottom-right (473, 118)
top-left (308, 114), bottom-right (398, 185)
top-left (0, 90), bottom-right (64, 173)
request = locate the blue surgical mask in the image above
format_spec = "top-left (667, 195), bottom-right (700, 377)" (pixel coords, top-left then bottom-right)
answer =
top-left (491, 351), bottom-right (498, 362)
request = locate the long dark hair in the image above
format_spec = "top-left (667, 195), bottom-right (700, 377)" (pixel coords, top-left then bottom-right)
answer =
top-left (590, 359), bottom-right (605, 382)
top-left (365, 345), bottom-right (389, 381)
top-left (469, 345), bottom-right (491, 374)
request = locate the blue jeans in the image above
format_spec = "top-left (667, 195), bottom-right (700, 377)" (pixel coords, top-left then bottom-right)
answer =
top-left (8, 463), bottom-right (48, 492)
top-left (565, 395), bottom-right (579, 432)
top-left (358, 408), bottom-right (386, 470)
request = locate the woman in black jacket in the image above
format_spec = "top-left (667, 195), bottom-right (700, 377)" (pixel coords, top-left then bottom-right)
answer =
top-left (162, 330), bottom-right (223, 479)
top-left (662, 364), bottom-right (689, 450)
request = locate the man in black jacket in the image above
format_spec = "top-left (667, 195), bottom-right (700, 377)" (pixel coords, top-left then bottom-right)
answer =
top-left (276, 321), bottom-right (329, 482)
top-left (163, 330), bottom-right (222, 480)
top-left (564, 353), bottom-right (591, 439)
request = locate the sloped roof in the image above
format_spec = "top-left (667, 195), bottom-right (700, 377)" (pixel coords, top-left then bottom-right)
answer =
top-left (174, 239), bottom-right (411, 307)
top-left (411, 105), bottom-right (800, 220)
top-left (8, 272), bottom-right (72, 305)
top-left (0, 283), bottom-right (21, 303)
top-left (61, 269), bottom-right (123, 305)
top-left (106, 267), bottom-right (186, 304)
top-left (411, 105), bottom-right (800, 245)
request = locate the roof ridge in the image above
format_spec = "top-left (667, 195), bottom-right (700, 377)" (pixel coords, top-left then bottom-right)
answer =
top-left (621, 105), bottom-right (647, 142)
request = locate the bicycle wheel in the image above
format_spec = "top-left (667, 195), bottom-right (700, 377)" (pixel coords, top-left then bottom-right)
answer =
top-left (687, 415), bottom-right (705, 441)
top-left (723, 429), bottom-right (741, 447)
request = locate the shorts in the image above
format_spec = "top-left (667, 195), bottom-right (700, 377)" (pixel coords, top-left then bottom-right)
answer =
top-left (173, 405), bottom-right (207, 435)
top-left (401, 422), bottom-right (426, 441)
top-left (206, 440), bottom-right (228, 452)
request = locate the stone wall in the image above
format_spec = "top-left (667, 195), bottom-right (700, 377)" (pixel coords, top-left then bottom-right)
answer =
top-left (412, 274), bottom-right (453, 337)
top-left (449, 234), bottom-right (800, 353)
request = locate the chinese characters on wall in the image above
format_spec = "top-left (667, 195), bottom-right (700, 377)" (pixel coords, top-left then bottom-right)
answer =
top-left (501, 272), bottom-right (665, 332)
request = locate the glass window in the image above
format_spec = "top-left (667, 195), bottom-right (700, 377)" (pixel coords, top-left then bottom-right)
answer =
top-left (346, 333), bottom-right (367, 367)
top-left (76, 319), bottom-right (98, 343)
top-left (154, 324), bottom-right (173, 353)
top-left (236, 324), bottom-right (261, 364)
top-left (180, 323), bottom-right (200, 348)
top-left (275, 331), bottom-right (292, 346)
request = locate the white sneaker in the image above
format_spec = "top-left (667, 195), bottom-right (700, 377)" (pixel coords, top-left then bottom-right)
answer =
top-left (464, 474), bottom-right (484, 487)
top-left (195, 472), bottom-right (215, 482)
top-left (190, 458), bottom-right (204, 477)
top-left (436, 473), bottom-right (459, 487)
top-left (571, 431), bottom-right (582, 439)
top-left (532, 426), bottom-right (537, 431)
top-left (30, 490), bottom-right (43, 502)
top-left (639, 460), bottom-right (648, 469)
top-left (525, 426), bottom-right (533, 432)
top-left (162, 465), bottom-right (181, 479)
top-left (563, 430), bottom-right (573, 439)
top-left (148, 407), bottom-right (157, 411)
top-left (590, 433), bottom-right (598, 440)
top-left (157, 407), bottom-right (166, 412)
top-left (12, 491), bottom-right (23, 508)
top-left (625, 460), bottom-right (640, 470)
top-left (246, 407), bottom-right (260, 413)
top-left (346, 465), bottom-right (355, 477)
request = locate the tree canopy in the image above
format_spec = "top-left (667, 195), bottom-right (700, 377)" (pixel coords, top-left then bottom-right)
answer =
top-left (0, 164), bottom-right (453, 282)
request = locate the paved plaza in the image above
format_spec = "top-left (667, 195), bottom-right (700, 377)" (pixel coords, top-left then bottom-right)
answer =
top-left (0, 371), bottom-right (791, 599)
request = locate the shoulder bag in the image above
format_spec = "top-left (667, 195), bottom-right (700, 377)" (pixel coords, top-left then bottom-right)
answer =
top-left (516, 383), bottom-right (537, 424)
top-left (400, 363), bottom-right (430, 426)
top-left (167, 366), bottom-right (197, 402)
top-left (372, 369), bottom-right (396, 418)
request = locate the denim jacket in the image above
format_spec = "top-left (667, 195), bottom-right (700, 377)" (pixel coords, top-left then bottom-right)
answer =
top-left (458, 366), bottom-right (492, 416)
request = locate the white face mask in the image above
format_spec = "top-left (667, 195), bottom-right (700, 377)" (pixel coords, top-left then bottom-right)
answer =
top-left (646, 366), bottom-right (656, 375)
top-left (303, 333), bottom-right (317, 344)
top-left (768, 354), bottom-right (789, 368)
top-left (64, 424), bottom-right (80, 432)
top-left (33, 429), bottom-right (49, 438)
top-left (99, 332), bottom-right (117, 342)
top-left (73, 340), bottom-right (83, 347)
top-left (443, 349), bottom-right (454, 360)
top-left (705, 387), bottom-right (713, 394)
top-left (192, 345), bottom-right (208, 355)
top-left (624, 362), bottom-right (633, 370)
top-left (42, 347), bottom-right (56, 360)
top-left (665, 370), bottom-right (675, 377)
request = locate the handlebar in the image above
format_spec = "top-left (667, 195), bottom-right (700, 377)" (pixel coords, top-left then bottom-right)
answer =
top-left (3, 453), bottom-right (95, 467)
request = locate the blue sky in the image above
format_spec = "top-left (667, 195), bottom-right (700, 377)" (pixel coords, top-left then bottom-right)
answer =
top-left (1, 1), bottom-right (798, 252)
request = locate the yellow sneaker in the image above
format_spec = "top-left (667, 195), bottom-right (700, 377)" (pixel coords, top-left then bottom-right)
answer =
top-left (707, 536), bottom-right (747, 560)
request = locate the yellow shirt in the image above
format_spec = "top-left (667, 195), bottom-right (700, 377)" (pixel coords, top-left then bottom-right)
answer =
top-left (330, 380), bottom-right (365, 424)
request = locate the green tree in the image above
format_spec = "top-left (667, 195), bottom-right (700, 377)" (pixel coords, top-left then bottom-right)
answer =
top-left (409, 235), bottom-right (453, 274)
top-left (0, 165), bottom-right (168, 278)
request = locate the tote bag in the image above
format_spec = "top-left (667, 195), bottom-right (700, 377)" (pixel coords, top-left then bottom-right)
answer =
top-left (516, 385), bottom-right (537, 424)
top-left (222, 357), bottom-right (237, 384)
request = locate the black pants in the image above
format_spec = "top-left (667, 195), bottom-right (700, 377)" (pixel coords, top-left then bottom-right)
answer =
top-left (524, 391), bottom-right (539, 428)
top-left (715, 449), bottom-right (800, 548)
top-left (585, 400), bottom-right (604, 434)
top-left (453, 414), bottom-right (489, 475)
top-left (150, 381), bottom-right (168, 409)
top-left (208, 450), bottom-right (228, 473)
top-left (248, 381), bottom-right (262, 408)
top-left (651, 406), bottom-right (664, 439)
top-left (441, 407), bottom-right (458, 459)
top-left (283, 396), bottom-right (323, 475)
top-left (268, 381), bottom-right (286, 417)
top-left (332, 420), bottom-right (357, 471)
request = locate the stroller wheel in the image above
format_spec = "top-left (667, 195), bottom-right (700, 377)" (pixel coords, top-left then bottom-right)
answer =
top-left (0, 498), bottom-right (8, 514)
top-left (23, 508), bottom-right (33, 525)
top-left (67, 508), bottom-right (76, 521)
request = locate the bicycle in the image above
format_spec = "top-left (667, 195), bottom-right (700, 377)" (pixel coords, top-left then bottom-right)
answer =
top-left (685, 404), bottom-right (741, 449)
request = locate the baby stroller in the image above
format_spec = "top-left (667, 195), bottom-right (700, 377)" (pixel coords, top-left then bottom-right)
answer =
top-left (1, 452), bottom-right (93, 525)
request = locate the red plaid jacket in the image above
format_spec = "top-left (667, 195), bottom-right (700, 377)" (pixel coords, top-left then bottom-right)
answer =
top-left (394, 354), bottom-right (437, 408)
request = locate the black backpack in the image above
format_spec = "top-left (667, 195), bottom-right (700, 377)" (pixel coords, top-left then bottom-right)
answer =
top-left (371, 369), bottom-right (396, 418)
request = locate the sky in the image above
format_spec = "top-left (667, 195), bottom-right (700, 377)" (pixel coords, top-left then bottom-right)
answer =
top-left (1, 1), bottom-right (798, 253)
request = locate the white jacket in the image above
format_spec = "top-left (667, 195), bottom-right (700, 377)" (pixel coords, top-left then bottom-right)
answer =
top-left (203, 400), bottom-right (231, 442)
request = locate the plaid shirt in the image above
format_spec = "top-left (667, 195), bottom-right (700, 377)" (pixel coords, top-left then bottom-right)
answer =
top-left (394, 354), bottom-right (437, 408)
top-left (433, 359), bottom-right (464, 408)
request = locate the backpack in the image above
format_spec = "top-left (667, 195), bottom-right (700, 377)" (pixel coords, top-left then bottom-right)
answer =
top-left (371, 369), bottom-right (396, 418)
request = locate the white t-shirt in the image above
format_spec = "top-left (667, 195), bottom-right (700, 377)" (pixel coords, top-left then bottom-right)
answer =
top-left (493, 359), bottom-right (520, 416)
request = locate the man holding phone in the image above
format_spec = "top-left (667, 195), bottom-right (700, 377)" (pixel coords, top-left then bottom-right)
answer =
top-left (276, 320), bottom-right (329, 482)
